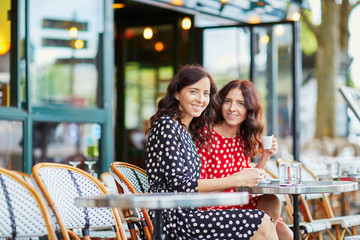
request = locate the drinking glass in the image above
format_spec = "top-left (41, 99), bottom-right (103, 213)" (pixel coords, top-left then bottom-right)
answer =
top-left (279, 163), bottom-right (291, 185)
top-left (69, 161), bottom-right (81, 168)
top-left (84, 160), bottom-right (98, 179)
top-left (290, 162), bottom-right (302, 184)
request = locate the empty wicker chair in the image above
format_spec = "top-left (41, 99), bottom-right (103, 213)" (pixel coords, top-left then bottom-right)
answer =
top-left (32, 162), bottom-right (127, 240)
top-left (0, 167), bottom-right (57, 240)
top-left (110, 161), bottom-right (153, 240)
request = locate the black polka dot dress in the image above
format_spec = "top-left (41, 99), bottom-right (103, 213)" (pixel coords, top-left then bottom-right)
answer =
top-left (145, 115), bottom-right (265, 240)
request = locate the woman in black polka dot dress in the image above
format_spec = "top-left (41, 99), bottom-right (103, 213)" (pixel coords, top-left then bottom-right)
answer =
top-left (145, 64), bottom-right (278, 240)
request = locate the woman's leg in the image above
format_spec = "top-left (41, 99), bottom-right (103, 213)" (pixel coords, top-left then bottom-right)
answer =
top-left (276, 221), bottom-right (293, 240)
top-left (250, 214), bottom-right (279, 240)
top-left (257, 194), bottom-right (293, 240)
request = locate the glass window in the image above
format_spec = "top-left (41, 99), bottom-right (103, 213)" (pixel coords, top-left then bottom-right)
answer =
top-left (29, 0), bottom-right (104, 108)
top-left (252, 24), bottom-right (294, 154)
top-left (0, 0), bottom-right (11, 107)
top-left (203, 24), bottom-right (295, 158)
top-left (0, 121), bottom-right (23, 170)
top-left (33, 122), bottom-right (101, 176)
top-left (203, 27), bottom-right (251, 89)
top-left (124, 25), bottom-right (174, 129)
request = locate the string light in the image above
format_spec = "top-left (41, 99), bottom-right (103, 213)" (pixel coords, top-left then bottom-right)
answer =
top-left (112, 3), bottom-right (125, 9)
top-left (143, 27), bottom-right (153, 40)
top-left (155, 41), bottom-right (164, 52)
top-left (182, 17), bottom-right (191, 30)
top-left (259, 34), bottom-right (269, 44)
top-left (74, 39), bottom-right (84, 49)
top-left (274, 25), bottom-right (285, 36)
top-left (68, 27), bottom-right (78, 38)
top-left (0, 41), bottom-right (10, 55)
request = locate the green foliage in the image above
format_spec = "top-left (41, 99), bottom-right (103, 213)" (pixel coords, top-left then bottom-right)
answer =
top-left (301, 19), bottom-right (318, 56)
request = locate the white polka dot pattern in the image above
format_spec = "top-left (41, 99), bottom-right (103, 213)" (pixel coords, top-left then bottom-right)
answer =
top-left (35, 168), bottom-right (117, 231)
top-left (0, 173), bottom-right (51, 238)
top-left (145, 115), bottom-right (265, 239)
top-left (198, 130), bottom-right (250, 183)
top-left (197, 129), bottom-right (260, 211)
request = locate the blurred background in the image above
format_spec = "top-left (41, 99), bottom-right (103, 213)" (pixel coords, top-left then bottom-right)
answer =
top-left (0, 0), bottom-right (359, 176)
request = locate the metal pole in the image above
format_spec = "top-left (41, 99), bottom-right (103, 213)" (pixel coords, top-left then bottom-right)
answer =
top-left (292, 21), bottom-right (302, 162)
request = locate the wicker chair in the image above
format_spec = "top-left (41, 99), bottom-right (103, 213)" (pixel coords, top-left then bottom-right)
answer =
top-left (0, 167), bottom-right (57, 240)
top-left (110, 161), bottom-right (153, 240)
top-left (32, 162), bottom-right (127, 240)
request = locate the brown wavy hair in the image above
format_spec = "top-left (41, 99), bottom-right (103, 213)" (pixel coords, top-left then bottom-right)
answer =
top-left (146, 64), bottom-right (217, 145)
top-left (214, 80), bottom-right (265, 157)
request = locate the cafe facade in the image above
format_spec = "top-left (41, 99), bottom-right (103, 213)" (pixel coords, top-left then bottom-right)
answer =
top-left (0, 0), bottom-right (304, 174)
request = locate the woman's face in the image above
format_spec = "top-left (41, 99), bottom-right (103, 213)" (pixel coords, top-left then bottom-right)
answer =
top-left (175, 77), bottom-right (211, 127)
top-left (221, 88), bottom-right (247, 128)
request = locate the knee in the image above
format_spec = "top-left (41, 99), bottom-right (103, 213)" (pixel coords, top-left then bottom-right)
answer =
top-left (251, 214), bottom-right (278, 240)
top-left (276, 221), bottom-right (293, 240)
top-left (257, 195), bottom-right (282, 222)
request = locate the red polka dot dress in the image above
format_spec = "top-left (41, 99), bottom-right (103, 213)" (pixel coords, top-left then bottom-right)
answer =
top-left (197, 129), bottom-right (260, 210)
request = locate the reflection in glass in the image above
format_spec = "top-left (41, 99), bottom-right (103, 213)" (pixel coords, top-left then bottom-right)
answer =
top-left (29, 0), bottom-right (104, 108)
top-left (204, 27), bottom-right (250, 89)
top-left (203, 24), bottom-right (295, 158)
top-left (253, 25), bottom-right (293, 156)
top-left (123, 25), bottom-right (174, 167)
top-left (0, 121), bottom-right (23, 170)
top-left (32, 122), bottom-right (101, 175)
top-left (0, 0), bottom-right (11, 107)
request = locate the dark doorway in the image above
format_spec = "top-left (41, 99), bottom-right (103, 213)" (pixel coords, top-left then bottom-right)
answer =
top-left (114, 1), bottom-right (196, 168)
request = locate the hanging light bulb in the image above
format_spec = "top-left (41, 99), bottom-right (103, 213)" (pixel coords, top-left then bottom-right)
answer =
top-left (69, 26), bottom-right (78, 38)
top-left (259, 34), bottom-right (269, 44)
top-left (0, 41), bottom-right (10, 55)
top-left (292, 12), bottom-right (301, 21)
top-left (171, 0), bottom-right (183, 6)
top-left (182, 17), bottom-right (191, 30)
top-left (155, 41), bottom-right (164, 52)
top-left (112, 3), bottom-right (125, 9)
top-left (74, 39), bottom-right (84, 49)
top-left (274, 25), bottom-right (285, 36)
top-left (143, 27), bottom-right (153, 40)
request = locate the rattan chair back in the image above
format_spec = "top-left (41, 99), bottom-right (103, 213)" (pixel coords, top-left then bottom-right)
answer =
top-left (0, 167), bottom-right (57, 240)
top-left (32, 162), bottom-right (127, 240)
top-left (110, 161), bottom-right (153, 240)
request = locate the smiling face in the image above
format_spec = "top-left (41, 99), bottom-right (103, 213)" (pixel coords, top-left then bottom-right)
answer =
top-left (221, 88), bottom-right (247, 129)
top-left (175, 77), bottom-right (211, 127)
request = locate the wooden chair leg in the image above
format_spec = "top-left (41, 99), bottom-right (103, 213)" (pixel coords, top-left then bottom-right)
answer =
top-left (353, 226), bottom-right (357, 235)
top-left (334, 225), bottom-right (341, 240)
top-left (326, 229), bottom-right (336, 240)
top-left (318, 232), bottom-right (323, 240)
top-left (127, 221), bottom-right (138, 240)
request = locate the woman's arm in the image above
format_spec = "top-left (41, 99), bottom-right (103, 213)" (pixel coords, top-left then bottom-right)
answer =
top-left (198, 168), bottom-right (265, 192)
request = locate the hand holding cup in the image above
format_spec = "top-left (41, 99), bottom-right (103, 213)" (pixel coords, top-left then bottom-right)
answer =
top-left (262, 135), bottom-right (279, 157)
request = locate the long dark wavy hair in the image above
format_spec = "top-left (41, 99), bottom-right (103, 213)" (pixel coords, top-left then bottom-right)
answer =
top-left (214, 80), bottom-right (265, 157)
top-left (146, 64), bottom-right (217, 145)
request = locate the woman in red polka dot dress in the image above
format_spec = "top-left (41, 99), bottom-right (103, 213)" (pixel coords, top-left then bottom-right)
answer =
top-left (196, 80), bottom-right (293, 240)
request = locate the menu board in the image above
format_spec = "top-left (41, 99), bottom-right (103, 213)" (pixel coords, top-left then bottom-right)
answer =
top-left (339, 86), bottom-right (360, 121)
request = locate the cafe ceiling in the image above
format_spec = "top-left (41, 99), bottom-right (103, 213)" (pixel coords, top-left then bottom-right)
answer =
top-left (114, 0), bottom-right (309, 26)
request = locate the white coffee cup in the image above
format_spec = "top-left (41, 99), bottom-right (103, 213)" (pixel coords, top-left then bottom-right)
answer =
top-left (262, 136), bottom-right (272, 150)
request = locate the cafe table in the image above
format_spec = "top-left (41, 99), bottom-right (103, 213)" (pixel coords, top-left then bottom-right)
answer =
top-left (235, 180), bottom-right (358, 240)
top-left (318, 175), bottom-right (360, 215)
top-left (75, 191), bottom-right (249, 240)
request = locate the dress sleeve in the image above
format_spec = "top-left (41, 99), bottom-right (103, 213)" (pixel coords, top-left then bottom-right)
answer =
top-left (157, 118), bottom-right (199, 192)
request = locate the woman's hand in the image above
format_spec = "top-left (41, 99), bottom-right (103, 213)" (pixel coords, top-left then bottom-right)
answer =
top-left (232, 168), bottom-right (265, 187)
top-left (262, 135), bottom-right (278, 158)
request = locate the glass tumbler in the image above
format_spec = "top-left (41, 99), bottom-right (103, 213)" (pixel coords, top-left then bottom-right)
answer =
top-left (290, 162), bottom-right (302, 184)
top-left (279, 163), bottom-right (291, 185)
